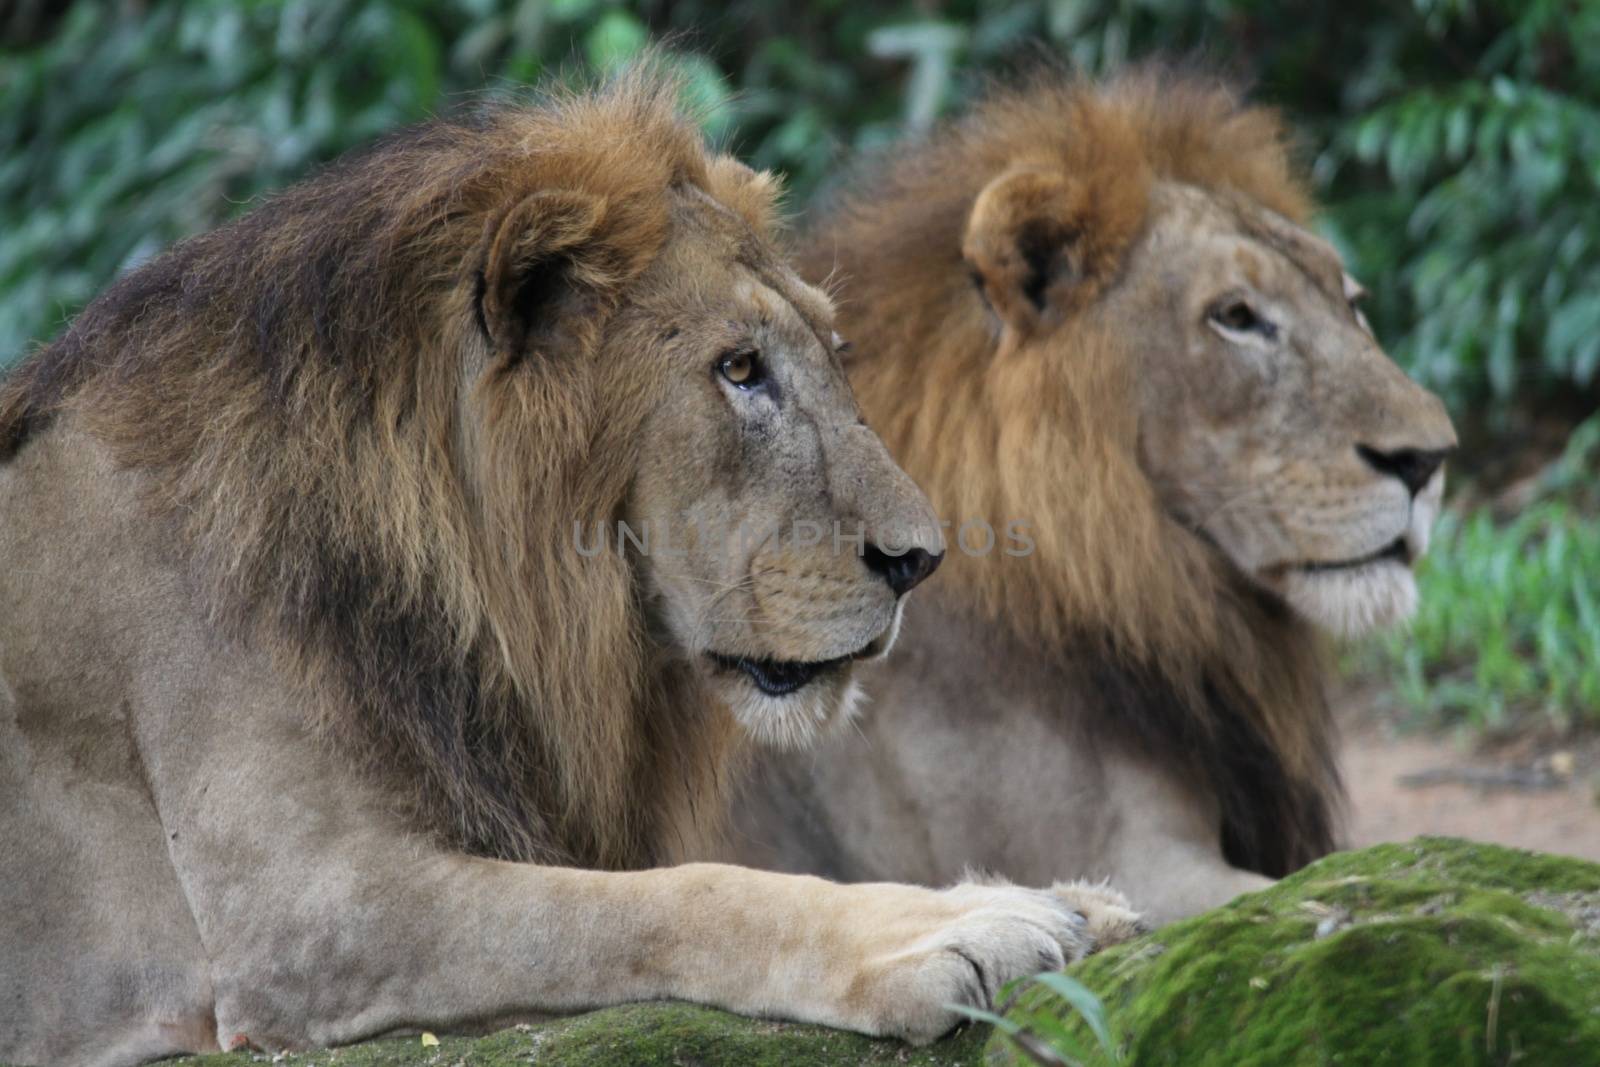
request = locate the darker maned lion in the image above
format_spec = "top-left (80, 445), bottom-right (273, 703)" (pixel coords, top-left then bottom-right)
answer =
top-left (733, 69), bottom-right (1457, 922)
top-left (0, 74), bottom-right (1138, 1066)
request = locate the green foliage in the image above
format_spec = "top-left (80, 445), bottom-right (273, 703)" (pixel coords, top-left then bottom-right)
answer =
top-left (1319, 2), bottom-right (1600, 412)
top-left (951, 972), bottom-right (1123, 1066)
top-left (0, 0), bottom-right (735, 363)
top-left (4, 1), bottom-right (440, 360)
top-left (1356, 418), bottom-right (1600, 731)
top-left (7, 0), bottom-right (1600, 419)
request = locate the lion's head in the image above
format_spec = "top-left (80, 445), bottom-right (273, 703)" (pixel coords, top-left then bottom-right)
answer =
top-left (956, 95), bottom-right (1457, 641)
top-left (0, 70), bottom-right (939, 867)
top-left (815, 70), bottom-right (1455, 654)
top-left (607, 184), bottom-right (942, 745)
top-left (802, 69), bottom-right (1454, 872)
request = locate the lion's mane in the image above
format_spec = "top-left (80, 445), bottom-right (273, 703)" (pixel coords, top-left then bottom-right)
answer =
top-left (804, 68), bottom-right (1339, 876)
top-left (0, 72), bottom-right (778, 869)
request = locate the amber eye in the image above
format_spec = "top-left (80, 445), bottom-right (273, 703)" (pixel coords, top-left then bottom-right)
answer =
top-left (1215, 302), bottom-right (1258, 331)
top-left (717, 348), bottom-right (762, 387)
top-left (1209, 299), bottom-right (1276, 339)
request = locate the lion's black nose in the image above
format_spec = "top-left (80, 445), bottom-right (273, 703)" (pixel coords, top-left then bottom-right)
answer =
top-left (1357, 444), bottom-right (1453, 497)
top-left (862, 544), bottom-right (943, 598)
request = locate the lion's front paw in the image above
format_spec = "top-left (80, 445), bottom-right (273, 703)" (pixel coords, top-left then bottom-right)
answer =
top-left (844, 881), bottom-right (1100, 1044)
top-left (1047, 878), bottom-right (1149, 948)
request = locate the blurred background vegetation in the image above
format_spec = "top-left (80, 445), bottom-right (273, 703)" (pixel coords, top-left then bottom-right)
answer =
top-left (3, 0), bottom-right (1597, 734)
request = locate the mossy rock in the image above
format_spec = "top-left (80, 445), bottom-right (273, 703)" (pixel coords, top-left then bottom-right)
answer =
top-left (991, 836), bottom-right (1600, 1066)
top-left (169, 1002), bottom-right (985, 1067)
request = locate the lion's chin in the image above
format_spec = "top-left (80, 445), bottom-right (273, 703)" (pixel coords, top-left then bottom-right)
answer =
top-left (717, 670), bottom-right (870, 749)
top-left (1281, 558), bottom-right (1419, 638)
top-left (708, 608), bottom-right (900, 749)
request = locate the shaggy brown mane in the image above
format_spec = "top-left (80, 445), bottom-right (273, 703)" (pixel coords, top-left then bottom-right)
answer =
top-left (804, 67), bottom-right (1339, 876)
top-left (0, 71), bottom-right (775, 869)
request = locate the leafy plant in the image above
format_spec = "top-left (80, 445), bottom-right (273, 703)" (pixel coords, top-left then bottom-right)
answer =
top-left (0, 0), bottom-right (727, 363)
top-left (1317, 0), bottom-right (1600, 415)
top-left (8, 1), bottom-right (1600, 421)
top-left (950, 971), bottom-right (1124, 1066)
top-left (1353, 416), bottom-right (1600, 731)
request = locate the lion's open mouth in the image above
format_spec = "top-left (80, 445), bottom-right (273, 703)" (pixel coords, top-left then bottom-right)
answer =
top-left (1296, 537), bottom-right (1411, 574)
top-left (706, 639), bottom-right (879, 697)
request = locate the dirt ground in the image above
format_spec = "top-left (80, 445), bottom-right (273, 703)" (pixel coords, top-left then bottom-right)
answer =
top-left (1340, 699), bottom-right (1600, 863)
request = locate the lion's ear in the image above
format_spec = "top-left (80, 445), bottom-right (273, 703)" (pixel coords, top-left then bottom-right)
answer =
top-left (961, 164), bottom-right (1144, 334)
top-left (476, 189), bottom-right (613, 362)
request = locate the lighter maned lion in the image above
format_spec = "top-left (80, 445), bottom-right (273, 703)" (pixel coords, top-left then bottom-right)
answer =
top-left (732, 70), bottom-right (1457, 923)
top-left (0, 75), bottom-right (1140, 1066)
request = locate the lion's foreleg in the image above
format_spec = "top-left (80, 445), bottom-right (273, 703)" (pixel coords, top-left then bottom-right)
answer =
top-left (137, 664), bottom-right (1136, 1049)
top-left (168, 828), bottom-right (1129, 1048)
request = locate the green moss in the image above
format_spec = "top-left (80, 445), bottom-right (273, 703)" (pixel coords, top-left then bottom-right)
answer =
top-left (992, 837), bottom-right (1600, 1066)
top-left (170, 1003), bottom-right (985, 1067)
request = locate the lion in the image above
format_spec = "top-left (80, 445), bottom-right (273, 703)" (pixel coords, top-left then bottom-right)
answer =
top-left (730, 69), bottom-right (1457, 924)
top-left (0, 72), bottom-right (1142, 1067)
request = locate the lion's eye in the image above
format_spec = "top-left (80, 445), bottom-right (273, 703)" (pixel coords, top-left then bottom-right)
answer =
top-left (717, 348), bottom-right (762, 387)
top-left (1209, 300), bottom-right (1276, 339)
